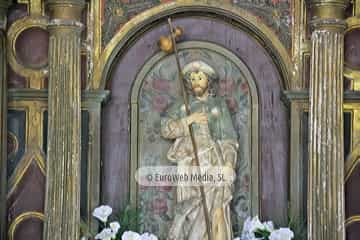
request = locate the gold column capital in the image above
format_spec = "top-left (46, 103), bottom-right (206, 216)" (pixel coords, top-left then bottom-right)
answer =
top-left (309, 0), bottom-right (349, 20)
top-left (310, 0), bottom-right (350, 8)
top-left (46, 0), bottom-right (85, 37)
top-left (46, 0), bottom-right (85, 22)
top-left (309, 0), bottom-right (349, 31)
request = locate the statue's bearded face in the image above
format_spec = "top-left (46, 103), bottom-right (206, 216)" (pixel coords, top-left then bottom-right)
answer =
top-left (189, 71), bottom-right (209, 96)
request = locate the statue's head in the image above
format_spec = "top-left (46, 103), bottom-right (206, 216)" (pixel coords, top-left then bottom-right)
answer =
top-left (182, 61), bottom-right (218, 97)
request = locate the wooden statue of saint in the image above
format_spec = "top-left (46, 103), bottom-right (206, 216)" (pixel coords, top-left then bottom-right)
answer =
top-left (161, 60), bottom-right (239, 240)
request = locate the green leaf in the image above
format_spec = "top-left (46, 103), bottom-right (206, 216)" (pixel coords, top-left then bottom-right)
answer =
top-left (115, 204), bottom-right (142, 238)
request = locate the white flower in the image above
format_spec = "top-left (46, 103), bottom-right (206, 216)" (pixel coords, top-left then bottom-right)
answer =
top-left (269, 228), bottom-right (294, 240)
top-left (248, 216), bottom-right (265, 233)
top-left (242, 216), bottom-right (269, 239)
top-left (110, 221), bottom-right (121, 234)
top-left (95, 228), bottom-right (114, 240)
top-left (263, 221), bottom-right (275, 232)
top-left (140, 232), bottom-right (158, 240)
top-left (242, 217), bottom-right (252, 233)
top-left (241, 217), bottom-right (255, 239)
top-left (233, 238), bottom-right (240, 240)
top-left (92, 205), bottom-right (113, 223)
top-left (122, 231), bottom-right (141, 240)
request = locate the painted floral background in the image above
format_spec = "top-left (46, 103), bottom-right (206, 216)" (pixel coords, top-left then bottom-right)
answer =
top-left (102, 0), bottom-right (292, 49)
top-left (137, 47), bottom-right (252, 238)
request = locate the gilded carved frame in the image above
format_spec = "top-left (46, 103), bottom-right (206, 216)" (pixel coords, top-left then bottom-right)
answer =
top-left (129, 41), bottom-right (260, 217)
top-left (93, 0), bottom-right (294, 227)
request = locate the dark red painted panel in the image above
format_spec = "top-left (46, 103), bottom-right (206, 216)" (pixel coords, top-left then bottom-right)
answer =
top-left (15, 27), bottom-right (49, 68)
top-left (346, 163), bottom-right (360, 217)
top-left (13, 217), bottom-right (43, 240)
top-left (7, 160), bottom-right (45, 226)
top-left (7, 64), bottom-right (27, 89)
top-left (345, 29), bottom-right (360, 70)
top-left (347, 222), bottom-right (360, 240)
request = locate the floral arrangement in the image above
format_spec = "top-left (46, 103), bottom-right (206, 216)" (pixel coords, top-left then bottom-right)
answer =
top-left (235, 216), bottom-right (294, 240)
top-left (83, 206), bottom-right (296, 240)
top-left (81, 205), bottom-right (159, 240)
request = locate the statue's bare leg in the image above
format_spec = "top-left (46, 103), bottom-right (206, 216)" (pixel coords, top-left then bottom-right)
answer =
top-left (212, 208), bottom-right (227, 240)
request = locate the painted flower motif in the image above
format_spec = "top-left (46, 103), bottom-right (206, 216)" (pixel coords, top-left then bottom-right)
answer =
top-left (240, 82), bottom-right (249, 93)
top-left (122, 231), bottom-right (141, 240)
top-left (140, 232), bottom-right (158, 240)
top-left (142, 80), bottom-right (152, 91)
top-left (110, 221), bottom-right (121, 234)
top-left (226, 97), bottom-right (239, 113)
top-left (152, 95), bottom-right (169, 113)
top-left (243, 175), bottom-right (250, 184)
top-left (241, 175), bottom-right (250, 191)
top-left (218, 79), bottom-right (236, 96)
top-left (95, 228), bottom-right (115, 240)
top-left (152, 79), bottom-right (170, 92)
top-left (150, 198), bottom-right (168, 214)
top-left (92, 205), bottom-right (113, 223)
top-left (269, 228), bottom-right (294, 240)
top-left (7, 132), bottom-right (18, 157)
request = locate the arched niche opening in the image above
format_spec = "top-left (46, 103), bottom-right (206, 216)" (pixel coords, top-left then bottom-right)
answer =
top-left (100, 6), bottom-right (290, 235)
top-left (129, 41), bottom-right (258, 237)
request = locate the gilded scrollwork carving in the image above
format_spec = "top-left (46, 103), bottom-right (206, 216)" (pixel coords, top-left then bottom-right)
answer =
top-left (7, 131), bottom-right (19, 159)
top-left (102, 0), bottom-right (292, 49)
top-left (6, 0), bottom-right (50, 89)
top-left (92, 0), bottom-right (293, 91)
top-left (8, 211), bottom-right (45, 240)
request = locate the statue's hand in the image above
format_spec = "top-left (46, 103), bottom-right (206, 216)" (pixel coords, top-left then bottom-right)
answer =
top-left (185, 112), bottom-right (208, 125)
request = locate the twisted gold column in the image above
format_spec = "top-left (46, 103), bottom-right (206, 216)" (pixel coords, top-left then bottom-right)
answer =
top-left (308, 1), bottom-right (348, 239)
top-left (0, 1), bottom-right (10, 239)
top-left (44, 1), bottom-right (85, 239)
